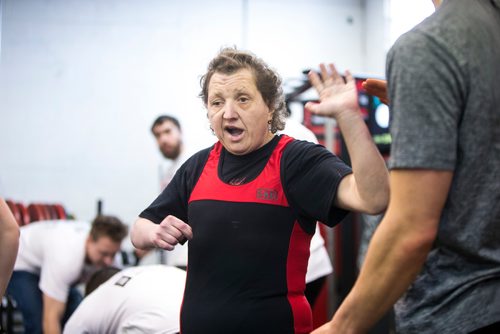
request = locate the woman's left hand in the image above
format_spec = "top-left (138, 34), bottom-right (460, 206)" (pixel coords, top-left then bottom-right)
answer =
top-left (305, 63), bottom-right (359, 120)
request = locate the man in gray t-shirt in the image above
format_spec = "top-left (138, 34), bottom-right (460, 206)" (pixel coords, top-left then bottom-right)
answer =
top-left (312, 1), bottom-right (500, 333)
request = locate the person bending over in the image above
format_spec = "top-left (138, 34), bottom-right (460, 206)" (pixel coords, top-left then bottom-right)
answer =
top-left (7, 215), bottom-right (128, 334)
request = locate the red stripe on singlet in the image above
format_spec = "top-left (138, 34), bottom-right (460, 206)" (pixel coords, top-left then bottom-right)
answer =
top-left (287, 221), bottom-right (313, 334)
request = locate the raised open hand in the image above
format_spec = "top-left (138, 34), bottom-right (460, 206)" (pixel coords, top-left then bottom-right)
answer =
top-left (305, 63), bottom-right (359, 120)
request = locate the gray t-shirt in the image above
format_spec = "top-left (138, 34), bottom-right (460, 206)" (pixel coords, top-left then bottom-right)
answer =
top-left (387, 0), bottom-right (500, 332)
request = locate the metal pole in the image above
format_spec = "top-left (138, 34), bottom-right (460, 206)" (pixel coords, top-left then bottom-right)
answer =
top-left (324, 118), bottom-right (338, 317)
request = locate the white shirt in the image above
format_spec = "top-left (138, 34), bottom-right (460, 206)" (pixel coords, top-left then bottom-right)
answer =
top-left (158, 147), bottom-right (194, 268)
top-left (159, 148), bottom-right (193, 192)
top-left (64, 265), bottom-right (186, 334)
top-left (14, 220), bottom-right (90, 302)
top-left (280, 119), bottom-right (334, 283)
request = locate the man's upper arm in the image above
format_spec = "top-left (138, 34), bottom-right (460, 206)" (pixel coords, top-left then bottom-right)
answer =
top-left (387, 32), bottom-right (463, 172)
top-left (387, 169), bottom-right (453, 241)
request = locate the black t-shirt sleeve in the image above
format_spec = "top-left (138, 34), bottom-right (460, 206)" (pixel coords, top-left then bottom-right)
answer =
top-left (282, 140), bottom-right (352, 227)
top-left (139, 148), bottom-right (212, 224)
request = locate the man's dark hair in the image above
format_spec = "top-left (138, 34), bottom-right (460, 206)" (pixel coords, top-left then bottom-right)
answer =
top-left (89, 215), bottom-right (128, 243)
top-left (151, 115), bottom-right (181, 134)
top-left (85, 266), bottom-right (121, 296)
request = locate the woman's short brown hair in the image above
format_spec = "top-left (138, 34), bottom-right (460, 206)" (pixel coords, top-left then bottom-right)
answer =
top-left (199, 47), bottom-right (286, 133)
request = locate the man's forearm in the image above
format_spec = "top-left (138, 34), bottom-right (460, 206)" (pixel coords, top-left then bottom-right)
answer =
top-left (331, 216), bottom-right (434, 333)
top-left (0, 230), bottom-right (18, 296)
top-left (43, 293), bottom-right (66, 334)
top-left (329, 170), bottom-right (450, 333)
top-left (43, 317), bottom-right (62, 334)
top-left (0, 198), bottom-right (19, 296)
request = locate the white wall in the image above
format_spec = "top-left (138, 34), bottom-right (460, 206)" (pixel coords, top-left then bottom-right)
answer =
top-left (0, 0), bottom-right (385, 224)
top-left (363, 0), bottom-right (388, 77)
top-left (246, 0), bottom-right (365, 76)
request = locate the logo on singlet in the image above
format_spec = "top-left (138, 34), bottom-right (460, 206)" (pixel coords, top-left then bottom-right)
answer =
top-left (256, 188), bottom-right (278, 201)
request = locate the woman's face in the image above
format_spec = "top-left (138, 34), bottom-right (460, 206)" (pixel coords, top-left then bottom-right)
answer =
top-left (207, 68), bottom-right (274, 155)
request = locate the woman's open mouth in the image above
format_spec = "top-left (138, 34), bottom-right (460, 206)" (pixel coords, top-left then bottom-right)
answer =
top-left (224, 126), bottom-right (244, 139)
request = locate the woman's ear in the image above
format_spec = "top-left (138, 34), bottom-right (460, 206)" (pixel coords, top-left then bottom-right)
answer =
top-left (268, 109), bottom-right (274, 122)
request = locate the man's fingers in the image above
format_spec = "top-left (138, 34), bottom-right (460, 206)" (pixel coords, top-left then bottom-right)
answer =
top-left (362, 79), bottom-right (386, 93)
top-left (362, 79), bottom-right (389, 105)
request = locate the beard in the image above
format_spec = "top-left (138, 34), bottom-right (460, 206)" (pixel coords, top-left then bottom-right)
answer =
top-left (160, 143), bottom-right (181, 160)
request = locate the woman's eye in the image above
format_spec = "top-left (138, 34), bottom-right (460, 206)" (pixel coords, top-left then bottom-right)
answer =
top-left (210, 100), bottom-right (222, 107)
top-left (239, 97), bottom-right (249, 103)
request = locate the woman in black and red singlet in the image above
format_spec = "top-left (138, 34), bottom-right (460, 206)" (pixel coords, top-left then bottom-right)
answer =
top-left (131, 47), bottom-right (389, 334)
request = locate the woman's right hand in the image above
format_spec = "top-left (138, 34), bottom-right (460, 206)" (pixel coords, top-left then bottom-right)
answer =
top-left (152, 215), bottom-right (193, 250)
top-left (131, 216), bottom-right (193, 251)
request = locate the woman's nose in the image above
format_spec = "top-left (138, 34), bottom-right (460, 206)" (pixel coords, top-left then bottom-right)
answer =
top-left (223, 101), bottom-right (237, 119)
